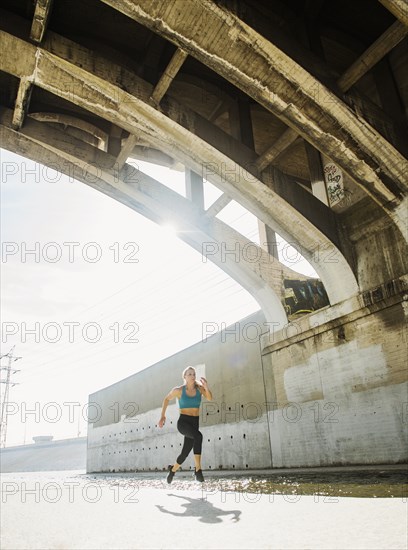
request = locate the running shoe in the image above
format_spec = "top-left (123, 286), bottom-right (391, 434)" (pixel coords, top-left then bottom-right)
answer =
top-left (167, 465), bottom-right (176, 484)
top-left (194, 468), bottom-right (205, 482)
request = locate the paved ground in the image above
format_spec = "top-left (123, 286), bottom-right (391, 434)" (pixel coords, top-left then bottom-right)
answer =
top-left (1, 467), bottom-right (407, 549)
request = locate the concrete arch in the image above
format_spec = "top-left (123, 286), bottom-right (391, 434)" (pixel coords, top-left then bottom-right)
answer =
top-left (0, 30), bottom-right (360, 305)
top-left (100, 0), bottom-right (408, 239)
top-left (0, 110), bottom-right (288, 326)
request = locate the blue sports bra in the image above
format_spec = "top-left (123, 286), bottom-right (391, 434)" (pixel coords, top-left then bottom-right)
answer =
top-left (178, 385), bottom-right (202, 409)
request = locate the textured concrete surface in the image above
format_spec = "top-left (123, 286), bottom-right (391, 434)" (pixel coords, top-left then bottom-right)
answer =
top-left (88, 301), bottom-right (408, 472)
top-left (1, 469), bottom-right (407, 550)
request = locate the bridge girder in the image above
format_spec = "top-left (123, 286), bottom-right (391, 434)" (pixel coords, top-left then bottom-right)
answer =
top-left (1, 0), bottom-right (407, 318)
top-left (0, 28), bottom-right (360, 305)
top-left (100, 0), bottom-right (407, 228)
top-left (0, 108), bottom-right (289, 325)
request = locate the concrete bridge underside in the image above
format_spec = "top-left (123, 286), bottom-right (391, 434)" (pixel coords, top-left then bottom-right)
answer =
top-left (0, 0), bottom-right (407, 469)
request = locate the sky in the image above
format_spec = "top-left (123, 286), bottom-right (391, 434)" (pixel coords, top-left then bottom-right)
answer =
top-left (0, 148), bottom-right (316, 447)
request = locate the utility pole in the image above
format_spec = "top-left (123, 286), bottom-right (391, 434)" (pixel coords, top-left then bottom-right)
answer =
top-left (0, 345), bottom-right (22, 448)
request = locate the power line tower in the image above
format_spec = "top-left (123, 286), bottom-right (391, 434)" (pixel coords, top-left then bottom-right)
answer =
top-left (0, 345), bottom-right (22, 448)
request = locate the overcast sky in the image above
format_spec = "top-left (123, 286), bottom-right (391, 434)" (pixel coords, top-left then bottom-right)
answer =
top-left (0, 148), bottom-right (316, 446)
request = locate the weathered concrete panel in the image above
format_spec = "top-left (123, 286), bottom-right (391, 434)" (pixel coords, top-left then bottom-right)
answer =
top-left (88, 295), bottom-right (407, 471)
top-left (87, 311), bottom-right (271, 473)
top-left (268, 383), bottom-right (407, 467)
top-left (262, 295), bottom-right (408, 467)
top-left (339, 196), bottom-right (408, 291)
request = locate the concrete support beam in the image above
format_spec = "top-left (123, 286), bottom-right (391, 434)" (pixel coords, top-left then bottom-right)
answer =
top-left (12, 78), bottom-right (32, 130)
top-left (258, 222), bottom-right (280, 261)
top-left (379, 0), bottom-right (408, 26)
top-left (305, 142), bottom-right (329, 206)
top-left (116, 134), bottom-right (138, 169)
top-left (229, 96), bottom-right (255, 148)
top-left (257, 20), bottom-right (408, 173)
top-left (243, 95), bottom-right (281, 258)
top-left (185, 169), bottom-right (204, 210)
top-left (30, 0), bottom-right (53, 43)
top-left (107, 124), bottom-right (123, 156)
top-left (228, 101), bottom-right (241, 141)
top-left (98, 0), bottom-right (408, 209)
top-left (337, 21), bottom-right (408, 93)
top-left (238, 97), bottom-right (255, 150)
top-left (209, 99), bottom-right (228, 123)
top-left (205, 192), bottom-right (232, 218)
top-left (256, 128), bottom-right (299, 172)
top-left (150, 47), bottom-right (188, 105)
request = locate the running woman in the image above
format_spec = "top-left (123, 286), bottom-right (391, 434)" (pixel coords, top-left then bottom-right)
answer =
top-left (158, 366), bottom-right (212, 483)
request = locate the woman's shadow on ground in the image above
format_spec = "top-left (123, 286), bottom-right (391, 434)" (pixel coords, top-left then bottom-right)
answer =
top-left (156, 493), bottom-right (241, 523)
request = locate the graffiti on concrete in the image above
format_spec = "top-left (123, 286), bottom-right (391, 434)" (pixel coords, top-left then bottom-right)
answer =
top-left (323, 162), bottom-right (345, 206)
top-left (283, 278), bottom-right (329, 317)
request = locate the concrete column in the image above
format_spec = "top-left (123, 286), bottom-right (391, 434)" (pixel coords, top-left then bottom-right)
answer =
top-left (185, 168), bottom-right (204, 210)
top-left (107, 124), bottom-right (123, 156)
top-left (238, 96), bottom-right (255, 149)
top-left (228, 95), bottom-right (255, 149)
top-left (258, 221), bottom-right (279, 260)
top-left (228, 101), bottom-right (241, 141)
top-left (305, 142), bottom-right (329, 206)
top-left (233, 94), bottom-right (281, 265)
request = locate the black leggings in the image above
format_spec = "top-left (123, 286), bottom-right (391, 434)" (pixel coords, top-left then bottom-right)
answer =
top-left (176, 414), bottom-right (203, 464)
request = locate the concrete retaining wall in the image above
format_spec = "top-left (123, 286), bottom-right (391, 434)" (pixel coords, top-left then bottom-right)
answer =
top-left (87, 310), bottom-right (270, 473)
top-left (87, 296), bottom-right (408, 472)
top-left (261, 291), bottom-right (408, 467)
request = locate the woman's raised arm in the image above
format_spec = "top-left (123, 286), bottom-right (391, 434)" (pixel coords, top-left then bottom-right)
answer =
top-left (158, 387), bottom-right (180, 428)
